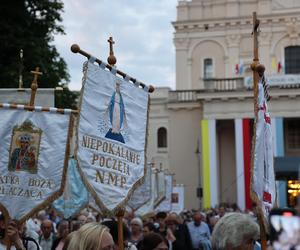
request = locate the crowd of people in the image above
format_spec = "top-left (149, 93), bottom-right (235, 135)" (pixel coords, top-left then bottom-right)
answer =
top-left (0, 204), bottom-right (294, 250)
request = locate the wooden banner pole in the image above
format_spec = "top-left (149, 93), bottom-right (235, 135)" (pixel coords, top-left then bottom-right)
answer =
top-left (105, 36), bottom-right (126, 250)
top-left (116, 209), bottom-right (125, 250)
top-left (250, 12), bottom-right (267, 250)
top-left (29, 67), bottom-right (42, 106)
top-left (70, 44), bottom-right (155, 93)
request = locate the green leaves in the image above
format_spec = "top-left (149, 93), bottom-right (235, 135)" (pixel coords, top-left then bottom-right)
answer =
top-left (0, 0), bottom-right (77, 108)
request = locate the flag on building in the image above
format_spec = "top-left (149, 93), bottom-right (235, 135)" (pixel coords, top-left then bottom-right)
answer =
top-left (251, 77), bottom-right (276, 219)
top-left (277, 61), bottom-right (282, 73)
top-left (271, 57), bottom-right (277, 73)
top-left (76, 58), bottom-right (149, 213)
top-left (0, 105), bottom-right (72, 221)
top-left (235, 64), bottom-right (239, 75)
top-left (239, 60), bottom-right (244, 75)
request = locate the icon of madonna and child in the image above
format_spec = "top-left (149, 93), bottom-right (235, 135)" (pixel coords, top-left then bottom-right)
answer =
top-left (8, 120), bottom-right (42, 174)
top-left (104, 81), bottom-right (127, 144)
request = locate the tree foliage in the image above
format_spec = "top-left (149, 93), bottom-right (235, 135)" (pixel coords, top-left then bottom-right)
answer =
top-left (0, 0), bottom-right (77, 108)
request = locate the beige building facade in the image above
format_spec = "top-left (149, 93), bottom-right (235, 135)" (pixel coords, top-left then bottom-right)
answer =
top-left (147, 0), bottom-right (300, 210)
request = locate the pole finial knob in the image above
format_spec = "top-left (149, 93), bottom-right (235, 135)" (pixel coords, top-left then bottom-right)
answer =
top-left (71, 44), bottom-right (80, 53)
top-left (256, 64), bottom-right (265, 77)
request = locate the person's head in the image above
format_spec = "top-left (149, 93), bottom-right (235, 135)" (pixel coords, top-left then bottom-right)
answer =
top-left (37, 210), bottom-right (47, 221)
top-left (165, 213), bottom-right (179, 233)
top-left (219, 206), bottom-right (226, 217)
top-left (140, 232), bottom-right (168, 250)
top-left (86, 215), bottom-right (96, 223)
top-left (155, 212), bottom-right (167, 229)
top-left (143, 222), bottom-right (155, 234)
top-left (130, 217), bottom-right (143, 235)
top-left (211, 212), bottom-right (259, 250)
top-left (193, 211), bottom-right (203, 225)
top-left (101, 219), bottom-right (131, 248)
top-left (77, 214), bottom-right (87, 225)
top-left (19, 134), bottom-right (31, 150)
top-left (57, 220), bottom-right (69, 239)
top-left (66, 222), bottom-right (114, 250)
top-left (41, 219), bottom-right (53, 239)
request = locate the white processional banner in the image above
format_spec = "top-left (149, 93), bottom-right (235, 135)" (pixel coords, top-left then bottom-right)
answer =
top-left (127, 165), bottom-right (152, 211)
top-left (135, 168), bottom-right (156, 216)
top-left (171, 185), bottom-right (185, 214)
top-left (154, 170), bottom-right (166, 208)
top-left (0, 107), bottom-right (71, 221)
top-left (156, 174), bottom-right (173, 212)
top-left (77, 60), bottom-right (149, 213)
top-left (252, 79), bottom-right (276, 218)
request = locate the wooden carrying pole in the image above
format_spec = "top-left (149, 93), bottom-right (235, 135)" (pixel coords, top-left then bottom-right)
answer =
top-left (106, 37), bottom-right (125, 250)
top-left (250, 12), bottom-right (267, 250)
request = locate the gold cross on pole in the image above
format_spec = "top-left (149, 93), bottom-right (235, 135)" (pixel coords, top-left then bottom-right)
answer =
top-left (107, 36), bottom-right (117, 66)
top-left (29, 67), bottom-right (43, 106)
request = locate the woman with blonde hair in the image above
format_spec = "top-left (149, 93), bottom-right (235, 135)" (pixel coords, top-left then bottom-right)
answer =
top-left (65, 222), bottom-right (114, 250)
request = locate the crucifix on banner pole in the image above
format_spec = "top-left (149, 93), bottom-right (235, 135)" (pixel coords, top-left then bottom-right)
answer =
top-left (29, 67), bottom-right (43, 106)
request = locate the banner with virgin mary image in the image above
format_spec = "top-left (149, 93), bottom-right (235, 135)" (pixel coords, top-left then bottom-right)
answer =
top-left (0, 105), bottom-right (71, 222)
top-left (76, 59), bottom-right (149, 213)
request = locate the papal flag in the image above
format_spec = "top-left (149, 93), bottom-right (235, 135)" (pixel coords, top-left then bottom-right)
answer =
top-left (251, 77), bottom-right (276, 219)
top-left (0, 104), bottom-right (72, 221)
top-left (76, 58), bottom-right (149, 213)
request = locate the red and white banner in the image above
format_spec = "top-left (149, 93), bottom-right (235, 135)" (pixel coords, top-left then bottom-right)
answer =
top-left (252, 78), bottom-right (276, 218)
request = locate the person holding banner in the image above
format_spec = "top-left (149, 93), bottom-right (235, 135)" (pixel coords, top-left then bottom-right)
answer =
top-left (0, 220), bottom-right (26, 250)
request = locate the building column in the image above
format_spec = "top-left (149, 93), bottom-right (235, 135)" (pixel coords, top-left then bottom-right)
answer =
top-left (275, 118), bottom-right (284, 157)
top-left (234, 119), bottom-right (246, 211)
top-left (242, 119), bottom-right (252, 210)
top-left (272, 117), bottom-right (286, 207)
top-left (201, 119), bottom-right (218, 208)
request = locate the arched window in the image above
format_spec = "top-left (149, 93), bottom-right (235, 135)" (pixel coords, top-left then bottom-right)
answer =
top-left (157, 127), bottom-right (167, 148)
top-left (203, 58), bottom-right (213, 78)
top-left (285, 46), bottom-right (300, 74)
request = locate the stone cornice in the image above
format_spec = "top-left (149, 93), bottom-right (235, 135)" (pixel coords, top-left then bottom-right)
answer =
top-left (173, 13), bottom-right (300, 33)
top-left (167, 101), bottom-right (201, 111)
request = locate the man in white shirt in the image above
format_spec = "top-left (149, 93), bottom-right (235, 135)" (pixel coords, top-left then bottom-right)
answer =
top-left (39, 219), bottom-right (54, 250)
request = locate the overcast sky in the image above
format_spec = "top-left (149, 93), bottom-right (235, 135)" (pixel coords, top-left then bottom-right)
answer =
top-left (53, 0), bottom-right (178, 90)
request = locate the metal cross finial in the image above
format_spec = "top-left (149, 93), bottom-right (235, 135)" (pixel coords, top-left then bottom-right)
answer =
top-left (108, 37), bottom-right (115, 55)
top-left (18, 49), bottom-right (24, 91)
top-left (107, 36), bottom-right (117, 66)
top-left (29, 67), bottom-right (43, 106)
